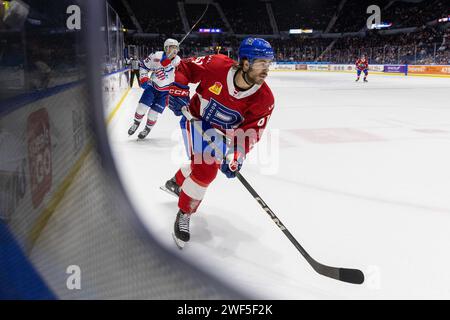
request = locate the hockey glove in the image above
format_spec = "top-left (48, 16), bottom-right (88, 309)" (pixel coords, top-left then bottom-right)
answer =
top-left (169, 82), bottom-right (190, 116)
top-left (221, 149), bottom-right (245, 179)
top-left (139, 76), bottom-right (151, 90)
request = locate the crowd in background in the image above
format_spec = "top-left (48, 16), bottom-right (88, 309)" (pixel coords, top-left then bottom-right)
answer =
top-left (128, 25), bottom-right (450, 65)
top-left (327, 26), bottom-right (450, 64)
top-left (108, 0), bottom-right (450, 65)
top-left (109, 0), bottom-right (449, 35)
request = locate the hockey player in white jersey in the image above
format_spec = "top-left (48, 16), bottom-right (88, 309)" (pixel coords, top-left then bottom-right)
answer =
top-left (128, 39), bottom-right (181, 139)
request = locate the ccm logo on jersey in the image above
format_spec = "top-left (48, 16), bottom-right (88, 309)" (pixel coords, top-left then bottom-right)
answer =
top-left (169, 88), bottom-right (189, 97)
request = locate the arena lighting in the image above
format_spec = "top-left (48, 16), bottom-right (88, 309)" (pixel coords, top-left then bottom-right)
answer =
top-left (289, 29), bottom-right (313, 34)
top-left (369, 22), bottom-right (393, 29)
top-left (438, 15), bottom-right (449, 23)
top-left (199, 28), bottom-right (222, 33)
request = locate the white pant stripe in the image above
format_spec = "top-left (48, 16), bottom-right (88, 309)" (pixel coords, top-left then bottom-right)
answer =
top-left (180, 163), bottom-right (192, 178)
top-left (182, 177), bottom-right (207, 201)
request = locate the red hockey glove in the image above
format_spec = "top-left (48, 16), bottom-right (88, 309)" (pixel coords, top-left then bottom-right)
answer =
top-left (139, 76), bottom-right (150, 89)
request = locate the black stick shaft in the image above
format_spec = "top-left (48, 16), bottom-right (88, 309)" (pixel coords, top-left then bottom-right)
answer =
top-left (235, 172), bottom-right (314, 263)
top-left (180, 108), bottom-right (364, 284)
top-left (179, 4), bottom-right (209, 45)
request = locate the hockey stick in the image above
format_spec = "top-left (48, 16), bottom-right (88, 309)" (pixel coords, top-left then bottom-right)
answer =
top-left (179, 4), bottom-right (210, 46)
top-left (180, 107), bottom-right (365, 285)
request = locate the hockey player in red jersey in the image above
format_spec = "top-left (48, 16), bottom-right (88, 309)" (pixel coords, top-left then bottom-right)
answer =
top-left (355, 55), bottom-right (369, 82)
top-left (164, 37), bottom-right (275, 248)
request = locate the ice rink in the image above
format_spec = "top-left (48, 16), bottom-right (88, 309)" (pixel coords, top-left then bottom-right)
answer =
top-left (107, 71), bottom-right (450, 299)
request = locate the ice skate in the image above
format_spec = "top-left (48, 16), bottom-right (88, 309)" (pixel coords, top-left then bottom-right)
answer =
top-left (137, 126), bottom-right (152, 140)
top-left (173, 210), bottom-right (190, 249)
top-left (128, 122), bottom-right (139, 136)
top-left (160, 177), bottom-right (181, 198)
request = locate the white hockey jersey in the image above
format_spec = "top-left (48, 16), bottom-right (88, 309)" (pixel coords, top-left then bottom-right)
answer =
top-left (139, 51), bottom-right (181, 91)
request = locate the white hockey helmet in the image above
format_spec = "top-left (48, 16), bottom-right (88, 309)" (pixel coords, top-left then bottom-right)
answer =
top-left (164, 38), bottom-right (179, 55)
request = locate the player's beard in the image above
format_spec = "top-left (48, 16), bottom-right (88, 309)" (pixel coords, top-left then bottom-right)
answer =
top-left (245, 67), bottom-right (268, 85)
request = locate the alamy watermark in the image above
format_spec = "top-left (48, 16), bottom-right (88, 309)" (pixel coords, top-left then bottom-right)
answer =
top-left (66, 5), bottom-right (81, 30)
top-left (170, 126), bottom-right (280, 176)
top-left (367, 5), bottom-right (381, 29)
top-left (66, 265), bottom-right (81, 290)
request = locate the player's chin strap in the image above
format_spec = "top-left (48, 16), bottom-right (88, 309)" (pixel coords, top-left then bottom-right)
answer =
top-left (179, 106), bottom-right (365, 285)
top-left (240, 60), bottom-right (258, 86)
top-left (242, 70), bottom-right (254, 86)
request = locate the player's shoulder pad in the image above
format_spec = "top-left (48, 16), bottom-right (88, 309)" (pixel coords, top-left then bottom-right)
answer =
top-left (211, 54), bottom-right (237, 68)
top-left (142, 51), bottom-right (164, 68)
top-left (182, 54), bottom-right (235, 67)
top-left (153, 51), bottom-right (164, 59)
top-left (172, 55), bottom-right (181, 67)
top-left (203, 54), bottom-right (237, 72)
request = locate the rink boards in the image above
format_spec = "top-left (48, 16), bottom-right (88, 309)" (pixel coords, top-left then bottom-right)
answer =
top-left (270, 63), bottom-right (450, 78)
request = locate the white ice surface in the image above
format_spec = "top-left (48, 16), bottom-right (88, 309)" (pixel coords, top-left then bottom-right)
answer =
top-left (107, 72), bottom-right (450, 299)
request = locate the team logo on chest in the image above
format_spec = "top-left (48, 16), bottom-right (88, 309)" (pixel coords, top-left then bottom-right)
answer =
top-left (203, 98), bottom-right (243, 130)
top-left (208, 82), bottom-right (223, 95)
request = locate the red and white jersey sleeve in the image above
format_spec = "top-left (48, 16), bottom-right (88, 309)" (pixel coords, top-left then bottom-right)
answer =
top-left (175, 54), bottom-right (275, 155)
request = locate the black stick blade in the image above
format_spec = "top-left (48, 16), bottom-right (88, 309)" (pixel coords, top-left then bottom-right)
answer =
top-left (311, 262), bottom-right (365, 284)
top-left (339, 268), bottom-right (365, 284)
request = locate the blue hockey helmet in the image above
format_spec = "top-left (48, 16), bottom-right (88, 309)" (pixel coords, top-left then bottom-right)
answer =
top-left (238, 37), bottom-right (274, 63)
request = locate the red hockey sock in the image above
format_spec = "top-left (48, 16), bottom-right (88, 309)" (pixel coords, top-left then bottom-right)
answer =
top-left (134, 112), bottom-right (144, 122)
top-left (178, 190), bottom-right (202, 214)
top-left (146, 118), bottom-right (156, 127)
top-left (175, 169), bottom-right (186, 186)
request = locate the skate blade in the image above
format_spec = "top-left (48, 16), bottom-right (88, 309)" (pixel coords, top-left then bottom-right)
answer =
top-left (172, 232), bottom-right (185, 249)
top-left (160, 185), bottom-right (179, 198)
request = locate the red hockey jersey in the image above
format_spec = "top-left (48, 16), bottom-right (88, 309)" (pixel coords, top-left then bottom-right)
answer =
top-left (175, 54), bottom-right (275, 154)
top-left (356, 59), bottom-right (369, 71)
